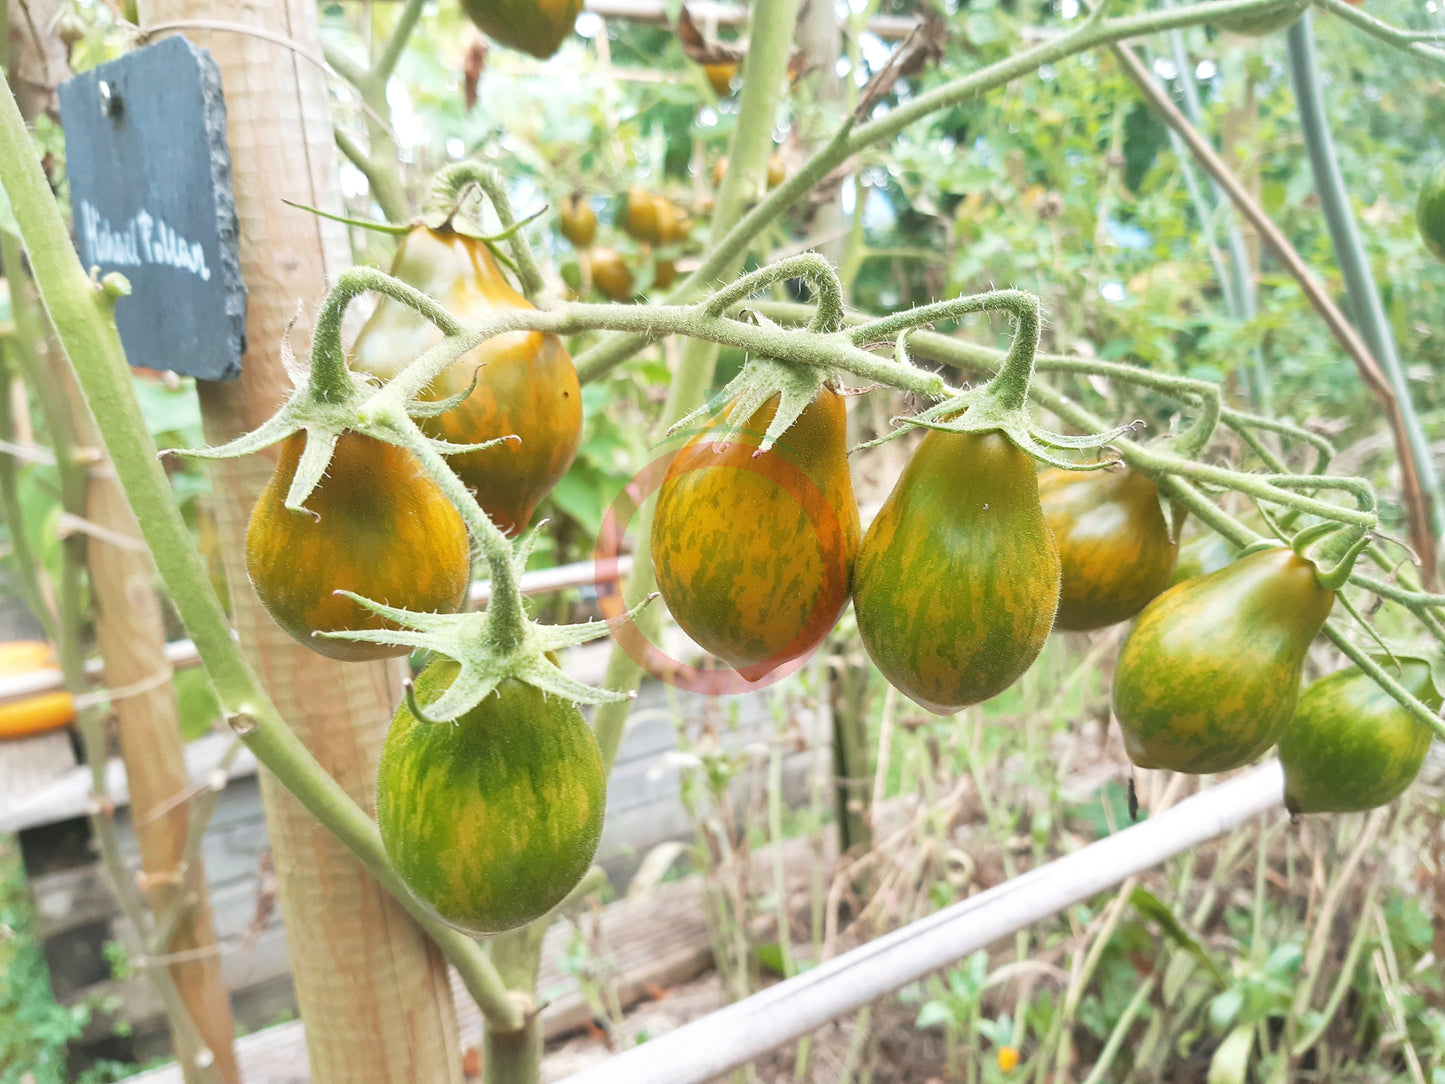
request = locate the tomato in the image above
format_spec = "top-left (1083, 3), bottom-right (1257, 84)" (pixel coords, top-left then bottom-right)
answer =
top-left (767, 153), bottom-right (786, 190)
top-left (651, 387), bottom-right (860, 680)
top-left (559, 192), bottom-right (597, 247)
top-left (624, 189), bottom-right (689, 247)
top-left (1169, 529), bottom-right (1238, 587)
top-left (653, 258), bottom-right (676, 290)
top-left (1211, 0), bottom-right (1308, 34)
top-left (377, 660), bottom-right (604, 935)
top-left (245, 431), bottom-right (471, 661)
top-left (712, 155), bottom-right (786, 190)
top-left (461, 0), bottom-right (582, 58)
top-left (1417, 159), bottom-right (1445, 263)
top-left (852, 430), bottom-right (1061, 715)
top-left (586, 247), bottom-right (634, 301)
top-left (704, 62), bottom-right (738, 96)
top-left (1279, 661), bottom-right (1441, 814)
top-left (0, 642), bottom-right (75, 739)
top-left (1038, 466), bottom-right (1176, 631)
top-left (351, 225), bottom-right (583, 537)
top-left (1112, 547), bottom-right (1335, 774)
top-left (623, 187), bottom-right (661, 243)
top-left (654, 199), bottom-right (691, 246)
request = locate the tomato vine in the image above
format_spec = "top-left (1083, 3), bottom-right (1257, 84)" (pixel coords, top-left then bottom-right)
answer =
top-left (4, 0), bottom-right (1445, 1075)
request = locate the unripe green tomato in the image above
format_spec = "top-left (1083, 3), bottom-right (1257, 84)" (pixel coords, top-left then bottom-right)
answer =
top-left (377, 661), bottom-right (605, 935)
top-left (1417, 159), bottom-right (1445, 263)
top-left (1279, 661), bottom-right (1441, 815)
top-left (1113, 547), bottom-right (1335, 774)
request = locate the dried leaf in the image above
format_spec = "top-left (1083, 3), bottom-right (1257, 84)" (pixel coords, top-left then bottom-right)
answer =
top-left (854, 9), bottom-right (947, 120)
top-left (463, 32), bottom-right (488, 112)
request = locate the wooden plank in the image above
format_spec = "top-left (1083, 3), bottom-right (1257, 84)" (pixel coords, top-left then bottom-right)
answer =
top-left (0, 558), bottom-right (632, 708)
top-left (0, 731), bottom-right (254, 834)
top-left (120, 834), bottom-right (828, 1083)
top-left (0, 730), bottom-right (77, 804)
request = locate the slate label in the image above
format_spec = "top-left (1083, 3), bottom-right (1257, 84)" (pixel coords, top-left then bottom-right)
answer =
top-left (58, 35), bottom-right (245, 381)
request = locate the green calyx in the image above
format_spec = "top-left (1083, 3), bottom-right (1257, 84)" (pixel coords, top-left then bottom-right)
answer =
top-left (167, 312), bottom-right (507, 515)
top-left (854, 290), bottom-right (1136, 467)
top-left (668, 354), bottom-right (845, 455)
top-left (322, 570), bottom-right (655, 719)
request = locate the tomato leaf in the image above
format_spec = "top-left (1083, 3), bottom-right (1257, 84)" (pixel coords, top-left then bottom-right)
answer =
top-left (1129, 886), bottom-right (1224, 987)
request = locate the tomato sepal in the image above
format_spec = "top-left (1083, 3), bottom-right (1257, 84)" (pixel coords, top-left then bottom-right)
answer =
top-left (852, 293), bottom-right (1135, 471)
top-left (669, 354), bottom-right (846, 457)
top-left (319, 577), bottom-right (656, 718)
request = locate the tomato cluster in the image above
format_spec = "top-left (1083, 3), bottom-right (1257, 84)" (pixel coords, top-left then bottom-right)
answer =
top-left (557, 155), bottom-right (788, 301)
top-left (650, 400), bottom-right (1426, 819)
top-left (236, 197), bottom-right (1427, 938)
top-left (242, 222), bottom-right (598, 934)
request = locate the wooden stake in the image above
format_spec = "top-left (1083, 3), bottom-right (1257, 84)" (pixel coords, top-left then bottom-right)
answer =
top-left (136, 3), bottom-right (463, 1080)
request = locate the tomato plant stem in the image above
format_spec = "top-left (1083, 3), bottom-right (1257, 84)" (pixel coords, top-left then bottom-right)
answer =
top-left (571, 0), bottom-right (1417, 384)
top-left (426, 162), bottom-right (549, 300)
top-left (0, 71), bottom-right (525, 1034)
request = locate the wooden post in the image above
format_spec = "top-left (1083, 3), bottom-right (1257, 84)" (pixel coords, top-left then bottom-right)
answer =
top-left (60, 380), bottom-right (240, 1083)
top-left (135, 4), bottom-right (463, 1080)
top-left (4, 10), bottom-right (238, 1074)
top-left (797, 0), bottom-right (845, 268)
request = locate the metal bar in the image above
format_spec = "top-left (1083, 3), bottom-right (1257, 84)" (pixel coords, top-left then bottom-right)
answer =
top-left (364, 0), bottom-right (922, 37)
top-left (1286, 13), bottom-right (1443, 538)
top-left (0, 555), bottom-right (631, 706)
top-left (558, 761), bottom-right (1285, 1084)
top-left (591, 0), bottom-right (924, 39)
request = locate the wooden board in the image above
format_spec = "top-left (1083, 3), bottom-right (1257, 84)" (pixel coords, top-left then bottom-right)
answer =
top-left (0, 730), bottom-right (77, 806)
top-left (120, 833), bottom-right (829, 1083)
top-left (29, 664), bottom-right (833, 1066)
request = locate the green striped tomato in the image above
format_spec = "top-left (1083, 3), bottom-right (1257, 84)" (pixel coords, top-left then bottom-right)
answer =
top-left (1113, 547), bottom-right (1335, 774)
top-left (462, 0), bottom-right (582, 58)
top-left (651, 387), bottom-right (860, 680)
top-left (1279, 661), bottom-right (1441, 815)
top-left (377, 661), bottom-right (605, 935)
top-left (1038, 466), bottom-right (1176, 631)
top-left (1417, 159), bottom-right (1445, 263)
top-left (350, 225), bottom-right (582, 538)
top-left (245, 432), bottom-right (471, 661)
top-left (1169, 529), bottom-right (1239, 587)
top-left (852, 429), bottom-right (1061, 714)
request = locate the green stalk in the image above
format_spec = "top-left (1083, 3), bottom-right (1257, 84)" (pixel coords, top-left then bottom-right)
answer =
top-left (1286, 12), bottom-right (1443, 540)
top-left (0, 71), bottom-right (523, 1033)
top-left (322, 0), bottom-right (427, 223)
top-left (1078, 972), bottom-right (1158, 1084)
top-left (590, 0), bottom-right (805, 771)
top-left (1158, 8), bottom-right (1270, 413)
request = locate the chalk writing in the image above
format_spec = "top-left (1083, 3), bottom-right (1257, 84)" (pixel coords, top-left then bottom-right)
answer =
top-left (79, 200), bottom-right (212, 281)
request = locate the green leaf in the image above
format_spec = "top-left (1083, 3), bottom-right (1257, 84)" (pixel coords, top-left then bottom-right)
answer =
top-left (1129, 886), bottom-right (1225, 986)
top-left (916, 1001), bottom-right (957, 1031)
top-left (1207, 1024), bottom-right (1254, 1084)
top-left (753, 942), bottom-right (788, 977)
top-left (546, 466), bottom-right (607, 537)
top-left (130, 376), bottom-right (203, 440)
top-left (1209, 988), bottom-right (1243, 1034)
